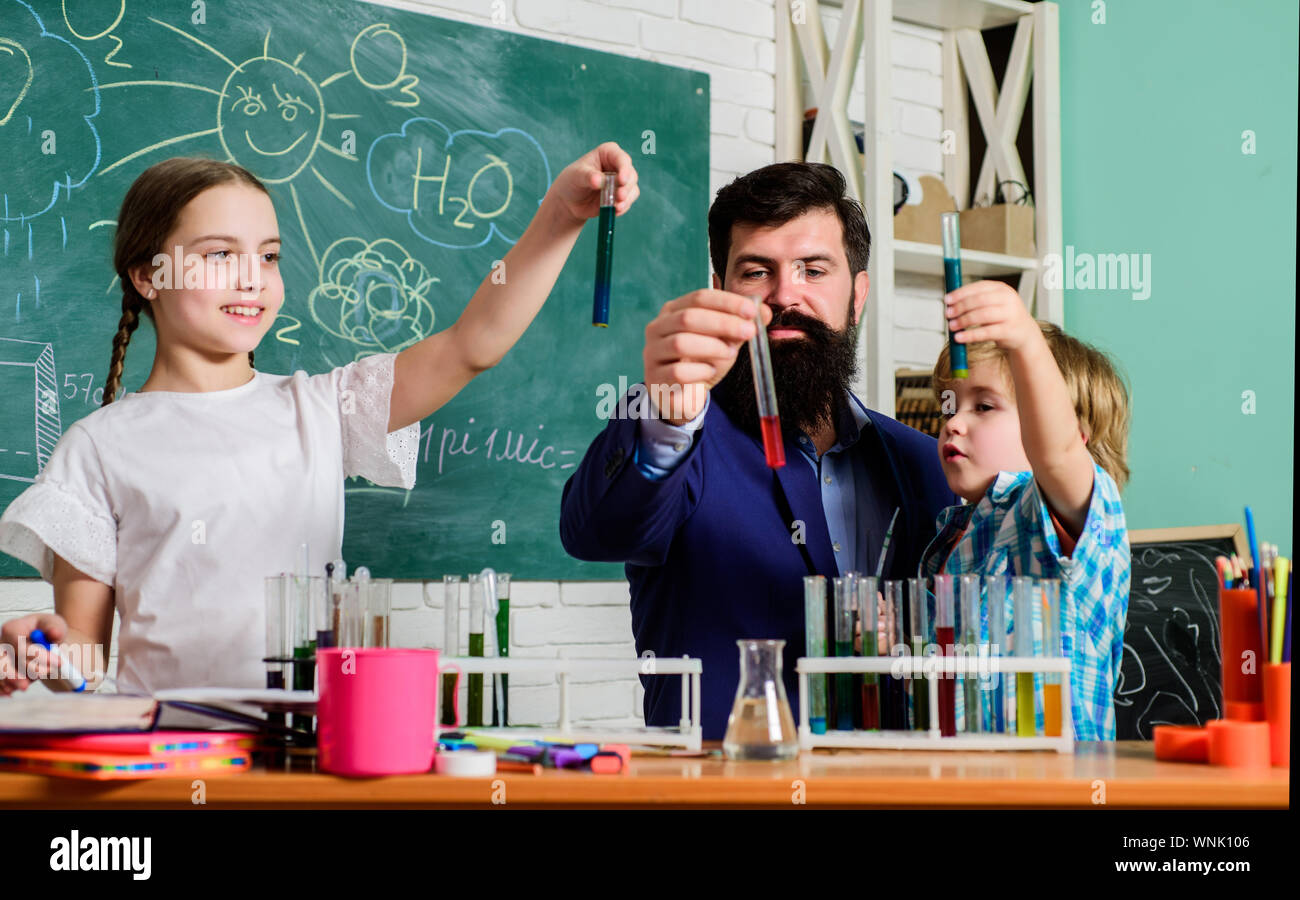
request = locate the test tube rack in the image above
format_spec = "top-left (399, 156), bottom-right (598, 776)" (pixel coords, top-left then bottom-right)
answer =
top-left (442, 656), bottom-right (703, 751)
top-left (795, 655), bottom-right (1074, 753)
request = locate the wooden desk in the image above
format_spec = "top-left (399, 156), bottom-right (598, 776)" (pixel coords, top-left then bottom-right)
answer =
top-left (0, 743), bottom-right (1286, 809)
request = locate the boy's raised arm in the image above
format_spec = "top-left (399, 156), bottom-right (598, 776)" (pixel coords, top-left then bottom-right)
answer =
top-left (945, 281), bottom-right (1096, 536)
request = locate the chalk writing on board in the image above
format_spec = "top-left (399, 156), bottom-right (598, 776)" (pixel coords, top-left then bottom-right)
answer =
top-left (1, 3), bottom-right (102, 224)
top-left (349, 22), bottom-right (419, 109)
top-left (61, 0), bottom-right (130, 70)
top-left (306, 237), bottom-right (438, 359)
top-left (0, 337), bottom-right (61, 483)
top-left (367, 119), bottom-right (551, 249)
top-left (1115, 544), bottom-right (1224, 739)
top-left (418, 419), bottom-right (579, 476)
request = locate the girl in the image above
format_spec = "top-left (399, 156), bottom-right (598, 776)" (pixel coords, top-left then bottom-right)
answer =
top-left (0, 144), bottom-right (639, 696)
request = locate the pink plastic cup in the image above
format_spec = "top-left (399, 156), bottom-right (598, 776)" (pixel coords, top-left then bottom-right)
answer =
top-left (316, 647), bottom-right (454, 776)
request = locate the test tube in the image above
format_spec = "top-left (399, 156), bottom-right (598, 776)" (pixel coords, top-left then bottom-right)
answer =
top-left (933, 574), bottom-right (957, 737)
top-left (857, 575), bottom-right (880, 731)
top-left (336, 582), bottom-right (363, 649)
top-left (1041, 578), bottom-right (1063, 737)
top-left (907, 577), bottom-right (930, 732)
top-left (264, 575), bottom-right (292, 690)
top-left (592, 173), bottom-right (616, 327)
top-left (985, 574), bottom-right (1008, 733)
top-left (329, 558), bottom-right (348, 642)
top-left (1012, 576), bottom-right (1038, 737)
top-left (467, 572), bottom-right (485, 728)
top-left (941, 212), bottom-right (968, 379)
top-left (746, 295), bottom-right (785, 468)
top-left (441, 575), bottom-right (462, 727)
top-left (803, 576), bottom-right (829, 734)
top-left (264, 575), bottom-right (293, 747)
top-left (831, 575), bottom-right (856, 730)
top-left (883, 580), bottom-right (907, 729)
top-left (494, 573), bottom-right (511, 727)
top-left (957, 574), bottom-right (981, 734)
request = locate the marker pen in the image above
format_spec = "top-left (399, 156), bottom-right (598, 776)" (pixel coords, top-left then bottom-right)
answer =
top-left (28, 629), bottom-right (87, 692)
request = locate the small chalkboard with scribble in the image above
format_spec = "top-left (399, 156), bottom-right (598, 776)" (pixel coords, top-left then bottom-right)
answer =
top-left (1117, 525), bottom-right (1250, 739)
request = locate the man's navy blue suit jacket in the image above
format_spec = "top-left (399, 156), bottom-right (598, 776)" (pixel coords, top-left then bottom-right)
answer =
top-left (559, 392), bottom-right (957, 740)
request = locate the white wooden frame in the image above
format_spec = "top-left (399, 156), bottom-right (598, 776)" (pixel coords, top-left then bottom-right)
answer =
top-left (795, 654), bottom-right (1075, 753)
top-left (775, 0), bottom-right (1063, 415)
top-left (442, 656), bottom-right (703, 750)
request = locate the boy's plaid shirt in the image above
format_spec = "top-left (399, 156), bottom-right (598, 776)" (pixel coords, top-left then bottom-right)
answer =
top-left (920, 463), bottom-right (1130, 740)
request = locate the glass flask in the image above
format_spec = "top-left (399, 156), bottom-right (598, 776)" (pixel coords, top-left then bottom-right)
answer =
top-left (722, 639), bottom-right (799, 761)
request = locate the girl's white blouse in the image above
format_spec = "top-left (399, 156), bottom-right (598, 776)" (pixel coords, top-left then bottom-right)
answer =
top-left (0, 352), bottom-right (418, 695)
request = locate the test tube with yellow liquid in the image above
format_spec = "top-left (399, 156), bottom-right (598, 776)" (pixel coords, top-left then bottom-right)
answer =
top-left (1012, 576), bottom-right (1037, 737)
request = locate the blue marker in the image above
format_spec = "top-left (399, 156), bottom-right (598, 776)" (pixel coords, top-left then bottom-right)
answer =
top-left (1244, 506), bottom-right (1266, 657)
top-left (28, 629), bottom-right (87, 692)
top-left (941, 212), bottom-right (968, 378)
top-left (592, 173), bottom-right (616, 327)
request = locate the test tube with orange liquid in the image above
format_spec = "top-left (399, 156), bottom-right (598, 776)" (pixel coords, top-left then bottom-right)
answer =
top-left (1041, 579), bottom-right (1063, 737)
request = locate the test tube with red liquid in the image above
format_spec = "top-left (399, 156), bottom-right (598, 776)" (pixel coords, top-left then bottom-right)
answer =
top-left (933, 574), bottom-right (957, 737)
top-left (746, 295), bottom-right (785, 468)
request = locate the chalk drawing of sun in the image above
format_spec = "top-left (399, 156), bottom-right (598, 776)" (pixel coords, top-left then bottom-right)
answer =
top-left (96, 20), bottom-right (419, 263)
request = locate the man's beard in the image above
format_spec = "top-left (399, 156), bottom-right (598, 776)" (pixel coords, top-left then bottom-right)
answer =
top-left (712, 302), bottom-right (859, 440)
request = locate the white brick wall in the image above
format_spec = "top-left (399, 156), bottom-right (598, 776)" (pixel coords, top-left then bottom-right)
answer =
top-left (3, 1), bottom-right (950, 728)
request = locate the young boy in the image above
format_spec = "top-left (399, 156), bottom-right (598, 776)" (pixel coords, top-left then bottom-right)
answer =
top-left (922, 280), bottom-right (1131, 741)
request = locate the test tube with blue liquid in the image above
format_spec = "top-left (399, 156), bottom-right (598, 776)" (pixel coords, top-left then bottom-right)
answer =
top-left (803, 576), bottom-right (828, 734)
top-left (985, 574), bottom-right (1008, 733)
top-left (592, 173), bottom-right (616, 327)
top-left (941, 212), bottom-right (968, 378)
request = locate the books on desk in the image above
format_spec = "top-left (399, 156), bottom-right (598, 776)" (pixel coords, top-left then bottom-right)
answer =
top-left (0, 740), bottom-right (253, 780)
top-left (0, 694), bottom-right (161, 733)
top-left (0, 693), bottom-right (267, 780)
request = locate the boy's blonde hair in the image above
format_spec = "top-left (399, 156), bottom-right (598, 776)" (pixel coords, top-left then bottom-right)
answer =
top-left (932, 321), bottom-right (1131, 489)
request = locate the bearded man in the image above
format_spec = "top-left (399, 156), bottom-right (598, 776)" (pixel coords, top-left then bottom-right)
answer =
top-left (559, 163), bottom-right (956, 739)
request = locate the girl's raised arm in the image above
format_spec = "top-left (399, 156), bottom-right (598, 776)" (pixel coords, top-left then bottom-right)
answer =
top-left (388, 142), bottom-right (640, 432)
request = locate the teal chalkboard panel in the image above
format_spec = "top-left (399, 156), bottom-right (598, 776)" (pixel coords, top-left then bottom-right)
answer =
top-left (0, 0), bottom-right (709, 579)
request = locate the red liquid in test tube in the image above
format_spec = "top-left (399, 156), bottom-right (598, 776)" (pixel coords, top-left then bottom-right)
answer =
top-left (760, 416), bottom-right (785, 467)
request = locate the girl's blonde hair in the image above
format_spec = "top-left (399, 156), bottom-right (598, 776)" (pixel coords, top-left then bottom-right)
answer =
top-left (104, 157), bottom-right (270, 406)
top-left (933, 321), bottom-right (1132, 489)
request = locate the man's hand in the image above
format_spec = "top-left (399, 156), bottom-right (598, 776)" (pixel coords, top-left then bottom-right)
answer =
top-left (944, 280), bottom-right (1039, 354)
top-left (642, 290), bottom-right (772, 425)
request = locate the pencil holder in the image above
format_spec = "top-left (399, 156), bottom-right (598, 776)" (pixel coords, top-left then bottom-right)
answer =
top-left (1262, 662), bottom-right (1290, 767)
top-left (1218, 587), bottom-right (1264, 720)
top-left (1152, 725), bottom-right (1209, 763)
top-left (316, 648), bottom-right (439, 776)
top-left (1205, 719), bottom-right (1270, 769)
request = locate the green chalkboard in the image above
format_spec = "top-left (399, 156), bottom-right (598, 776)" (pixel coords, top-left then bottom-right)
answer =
top-left (0, 0), bottom-right (709, 579)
